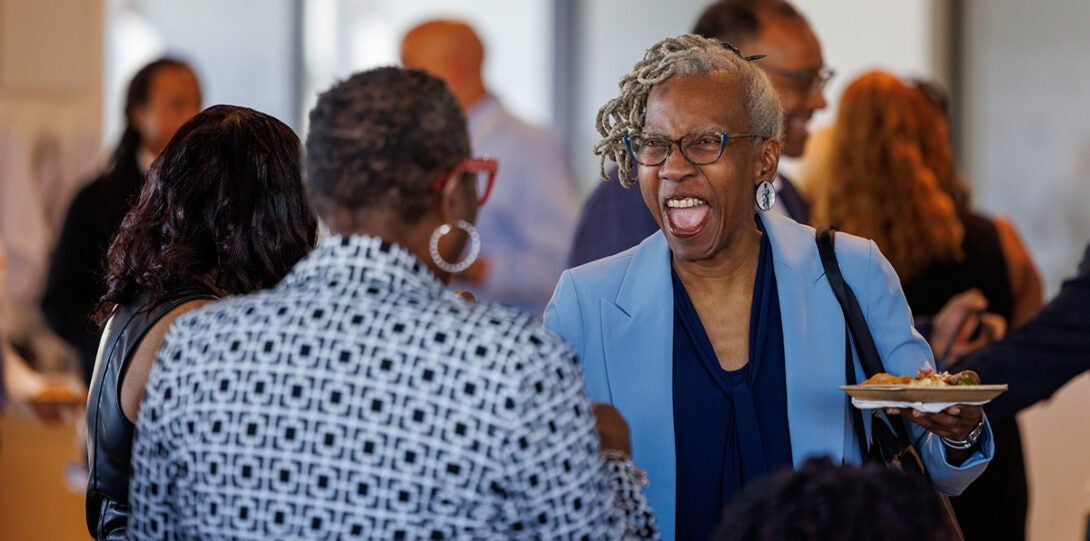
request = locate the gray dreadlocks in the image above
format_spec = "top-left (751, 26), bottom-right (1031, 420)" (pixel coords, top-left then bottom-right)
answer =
top-left (594, 34), bottom-right (783, 186)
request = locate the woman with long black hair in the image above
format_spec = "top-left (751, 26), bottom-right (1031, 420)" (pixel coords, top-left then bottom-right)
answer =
top-left (84, 105), bottom-right (317, 540)
top-left (42, 58), bottom-right (202, 385)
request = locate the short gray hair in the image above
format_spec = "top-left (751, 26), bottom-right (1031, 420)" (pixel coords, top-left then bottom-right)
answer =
top-left (594, 34), bottom-right (783, 186)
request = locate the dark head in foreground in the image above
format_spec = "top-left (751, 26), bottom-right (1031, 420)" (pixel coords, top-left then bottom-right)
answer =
top-left (716, 457), bottom-right (960, 541)
top-left (97, 104), bottom-right (318, 321)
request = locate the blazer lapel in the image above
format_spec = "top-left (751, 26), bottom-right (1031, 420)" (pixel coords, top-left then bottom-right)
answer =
top-left (761, 212), bottom-right (851, 465)
top-left (599, 232), bottom-right (679, 535)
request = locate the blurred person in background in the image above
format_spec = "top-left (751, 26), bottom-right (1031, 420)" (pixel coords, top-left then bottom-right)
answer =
top-left (933, 245), bottom-right (1090, 427)
top-left (815, 71), bottom-right (1042, 541)
top-left (42, 58), bottom-right (202, 385)
top-left (402, 19), bottom-right (580, 318)
top-left (569, 0), bottom-right (827, 267)
top-left (84, 105), bottom-right (317, 540)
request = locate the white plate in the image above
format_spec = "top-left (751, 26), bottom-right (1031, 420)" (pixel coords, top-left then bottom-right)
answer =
top-left (839, 384), bottom-right (1007, 405)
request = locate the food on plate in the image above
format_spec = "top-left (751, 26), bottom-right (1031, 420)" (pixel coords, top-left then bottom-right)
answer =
top-left (861, 368), bottom-right (980, 387)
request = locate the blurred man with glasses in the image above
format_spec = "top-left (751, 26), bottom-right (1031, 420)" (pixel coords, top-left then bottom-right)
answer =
top-left (569, 0), bottom-right (830, 267)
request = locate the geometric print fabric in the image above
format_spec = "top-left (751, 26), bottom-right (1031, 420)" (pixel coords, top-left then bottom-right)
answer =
top-left (129, 235), bottom-right (656, 540)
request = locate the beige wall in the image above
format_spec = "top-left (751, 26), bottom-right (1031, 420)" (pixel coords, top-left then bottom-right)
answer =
top-left (0, 0), bottom-right (104, 331)
top-left (0, 0), bottom-right (103, 158)
top-left (1, 4), bottom-right (101, 539)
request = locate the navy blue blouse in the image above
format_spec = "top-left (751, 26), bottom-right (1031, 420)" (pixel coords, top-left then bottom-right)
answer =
top-left (671, 224), bottom-right (793, 540)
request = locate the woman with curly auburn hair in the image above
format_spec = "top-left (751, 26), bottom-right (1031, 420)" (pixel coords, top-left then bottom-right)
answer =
top-left (819, 71), bottom-right (1042, 541)
top-left (84, 104), bottom-right (317, 540)
top-left (819, 71), bottom-right (965, 282)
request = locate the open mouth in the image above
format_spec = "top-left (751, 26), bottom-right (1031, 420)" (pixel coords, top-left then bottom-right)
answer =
top-left (664, 196), bottom-right (710, 238)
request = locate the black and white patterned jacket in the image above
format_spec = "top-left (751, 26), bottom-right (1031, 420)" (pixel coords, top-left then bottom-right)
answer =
top-left (129, 235), bottom-right (657, 540)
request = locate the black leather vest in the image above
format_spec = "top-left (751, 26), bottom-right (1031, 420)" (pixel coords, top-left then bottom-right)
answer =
top-left (85, 290), bottom-right (214, 540)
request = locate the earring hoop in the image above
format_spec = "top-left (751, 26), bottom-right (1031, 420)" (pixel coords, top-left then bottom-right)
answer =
top-left (756, 180), bottom-right (776, 211)
top-left (429, 219), bottom-right (480, 274)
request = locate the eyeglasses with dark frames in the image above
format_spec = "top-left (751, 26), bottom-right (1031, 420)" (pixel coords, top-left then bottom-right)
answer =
top-left (432, 157), bottom-right (498, 207)
top-left (761, 65), bottom-right (836, 94)
top-left (624, 131), bottom-right (764, 167)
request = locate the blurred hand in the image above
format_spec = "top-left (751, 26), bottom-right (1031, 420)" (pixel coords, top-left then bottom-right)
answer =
top-left (452, 290), bottom-right (477, 303)
top-left (930, 289), bottom-right (1006, 368)
top-left (4, 341), bottom-right (47, 403)
top-left (885, 404), bottom-right (984, 442)
top-left (4, 342), bottom-right (85, 425)
top-left (27, 330), bottom-right (78, 372)
top-left (592, 403), bottom-right (632, 456)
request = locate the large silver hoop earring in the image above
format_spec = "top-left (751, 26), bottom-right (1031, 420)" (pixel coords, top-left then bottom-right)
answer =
top-left (755, 180), bottom-right (776, 211)
top-left (429, 219), bottom-right (480, 274)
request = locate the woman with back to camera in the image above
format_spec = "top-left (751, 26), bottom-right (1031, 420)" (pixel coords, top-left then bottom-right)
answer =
top-left (817, 71), bottom-right (1042, 541)
top-left (43, 58), bottom-right (203, 385)
top-left (126, 67), bottom-right (657, 540)
top-left (84, 105), bottom-right (317, 540)
top-left (544, 35), bottom-right (994, 540)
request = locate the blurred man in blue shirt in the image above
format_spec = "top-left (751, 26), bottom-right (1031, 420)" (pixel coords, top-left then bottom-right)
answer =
top-left (402, 20), bottom-right (580, 318)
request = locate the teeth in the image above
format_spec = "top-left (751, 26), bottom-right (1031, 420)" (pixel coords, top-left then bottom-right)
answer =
top-left (666, 197), bottom-right (706, 208)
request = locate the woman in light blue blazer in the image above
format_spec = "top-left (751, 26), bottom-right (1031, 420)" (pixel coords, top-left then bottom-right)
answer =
top-left (544, 35), bottom-right (993, 541)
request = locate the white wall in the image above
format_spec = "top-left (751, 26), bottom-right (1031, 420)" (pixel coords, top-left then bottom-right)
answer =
top-left (301, 0), bottom-right (553, 133)
top-left (108, 0), bottom-right (299, 135)
top-left (962, 2), bottom-right (1090, 539)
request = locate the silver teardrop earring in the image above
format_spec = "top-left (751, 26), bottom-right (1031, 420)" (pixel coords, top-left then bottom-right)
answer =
top-left (755, 180), bottom-right (776, 211)
top-left (429, 219), bottom-right (480, 273)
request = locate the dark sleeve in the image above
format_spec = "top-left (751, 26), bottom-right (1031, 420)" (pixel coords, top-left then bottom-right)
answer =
top-left (961, 243), bottom-right (1090, 423)
top-left (568, 168), bottom-right (659, 268)
top-left (41, 181), bottom-right (111, 372)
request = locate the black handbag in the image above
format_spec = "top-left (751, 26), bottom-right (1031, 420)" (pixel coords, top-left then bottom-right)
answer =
top-left (815, 226), bottom-right (965, 540)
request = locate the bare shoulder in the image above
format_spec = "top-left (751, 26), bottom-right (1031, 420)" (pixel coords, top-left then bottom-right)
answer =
top-left (120, 298), bottom-right (216, 422)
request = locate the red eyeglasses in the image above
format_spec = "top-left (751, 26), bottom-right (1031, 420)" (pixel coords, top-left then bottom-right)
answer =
top-left (431, 157), bottom-right (499, 207)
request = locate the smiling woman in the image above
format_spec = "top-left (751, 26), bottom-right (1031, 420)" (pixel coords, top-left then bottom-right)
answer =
top-left (636, 72), bottom-right (777, 265)
top-left (544, 33), bottom-right (996, 541)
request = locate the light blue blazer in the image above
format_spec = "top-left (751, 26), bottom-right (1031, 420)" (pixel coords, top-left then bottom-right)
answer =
top-left (544, 211), bottom-right (993, 540)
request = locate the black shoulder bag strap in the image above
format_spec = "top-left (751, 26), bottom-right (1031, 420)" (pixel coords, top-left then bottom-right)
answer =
top-left (815, 228), bottom-right (884, 374)
top-left (815, 226), bottom-right (874, 458)
top-left (816, 226), bottom-right (965, 541)
top-left (816, 227), bottom-right (922, 464)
